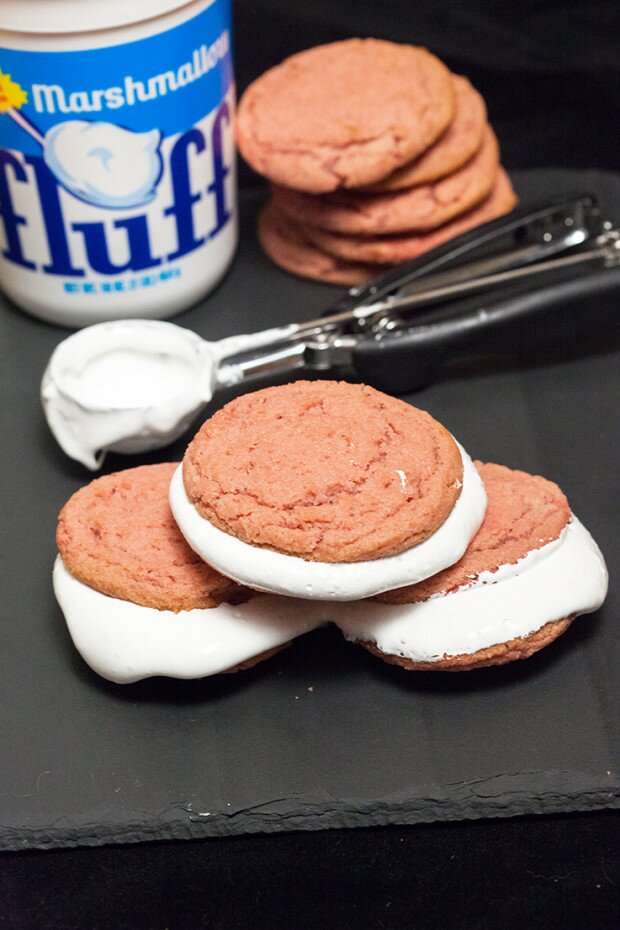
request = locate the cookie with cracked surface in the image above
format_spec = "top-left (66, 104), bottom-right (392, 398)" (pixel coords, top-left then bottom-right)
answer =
top-left (181, 381), bottom-right (464, 564)
top-left (378, 462), bottom-right (571, 605)
top-left (365, 75), bottom-right (488, 191)
top-left (56, 462), bottom-right (248, 611)
top-left (271, 126), bottom-right (499, 235)
top-left (336, 462), bottom-right (608, 670)
top-left (237, 38), bottom-right (455, 193)
top-left (257, 200), bottom-right (381, 285)
top-left (302, 169), bottom-right (517, 264)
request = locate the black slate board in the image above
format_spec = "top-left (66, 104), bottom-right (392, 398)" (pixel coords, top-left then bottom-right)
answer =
top-left (0, 169), bottom-right (618, 852)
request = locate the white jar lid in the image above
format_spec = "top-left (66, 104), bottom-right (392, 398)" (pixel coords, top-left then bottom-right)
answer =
top-left (0, 0), bottom-right (196, 35)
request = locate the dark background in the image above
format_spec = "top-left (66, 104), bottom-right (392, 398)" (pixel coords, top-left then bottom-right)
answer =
top-left (233, 0), bottom-right (619, 186)
top-left (2, 1), bottom-right (619, 927)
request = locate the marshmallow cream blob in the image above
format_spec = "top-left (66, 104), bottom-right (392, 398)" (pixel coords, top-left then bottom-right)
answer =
top-left (44, 121), bottom-right (163, 209)
top-left (169, 442), bottom-right (488, 601)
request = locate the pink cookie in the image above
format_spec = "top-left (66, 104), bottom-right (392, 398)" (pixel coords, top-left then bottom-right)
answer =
top-left (271, 126), bottom-right (500, 235)
top-left (366, 75), bottom-right (488, 191)
top-left (237, 39), bottom-right (455, 193)
top-left (257, 200), bottom-right (382, 285)
top-left (56, 463), bottom-right (248, 612)
top-left (302, 169), bottom-right (517, 264)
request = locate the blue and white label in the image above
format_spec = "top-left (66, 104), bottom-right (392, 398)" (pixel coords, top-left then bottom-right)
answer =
top-left (0, 0), bottom-right (237, 325)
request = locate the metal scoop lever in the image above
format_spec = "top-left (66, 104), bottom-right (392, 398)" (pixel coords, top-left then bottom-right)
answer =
top-left (215, 192), bottom-right (619, 389)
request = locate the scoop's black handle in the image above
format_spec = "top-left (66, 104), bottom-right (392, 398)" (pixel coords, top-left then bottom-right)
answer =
top-left (351, 265), bottom-right (620, 394)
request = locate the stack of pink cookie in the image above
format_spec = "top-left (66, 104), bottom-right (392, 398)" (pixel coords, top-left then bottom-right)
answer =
top-left (237, 39), bottom-right (517, 285)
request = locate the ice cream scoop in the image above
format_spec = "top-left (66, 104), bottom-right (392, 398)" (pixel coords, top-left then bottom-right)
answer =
top-left (41, 319), bottom-right (298, 469)
top-left (40, 192), bottom-right (620, 469)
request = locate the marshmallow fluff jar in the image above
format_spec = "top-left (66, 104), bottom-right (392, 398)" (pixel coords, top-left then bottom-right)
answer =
top-left (0, 0), bottom-right (237, 325)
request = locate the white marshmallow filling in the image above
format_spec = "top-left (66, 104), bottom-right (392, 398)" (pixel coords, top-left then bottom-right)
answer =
top-left (169, 442), bottom-right (487, 601)
top-left (53, 557), bottom-right (326, 684)
top-left (54, 513), bottom-right (607, 681)
top-left (334, 516), bottom-right (608, 663)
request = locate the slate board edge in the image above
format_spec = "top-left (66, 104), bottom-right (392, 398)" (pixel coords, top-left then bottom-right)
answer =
top-left (3, 781), bottom-right (619, 852)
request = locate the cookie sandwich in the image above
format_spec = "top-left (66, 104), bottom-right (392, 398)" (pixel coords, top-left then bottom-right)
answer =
top-left (54, 463), bottom-right (322, 683)
top-left (170, 381), bottom-right (487, 601)
top-left (336, 463), bottom-right (608, 669)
